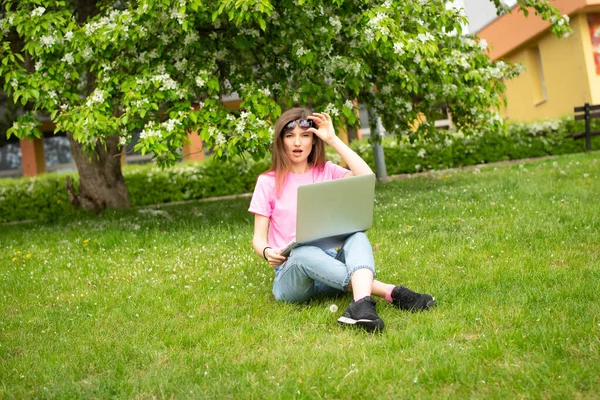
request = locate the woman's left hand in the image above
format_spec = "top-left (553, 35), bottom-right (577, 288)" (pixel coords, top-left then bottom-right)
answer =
top-left (308, 112), bottom-right (338, 145)
top-left (265, 248), bottom-right (287, 267)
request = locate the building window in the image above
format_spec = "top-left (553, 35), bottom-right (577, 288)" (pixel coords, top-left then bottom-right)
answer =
top-left (529, 46), bottom-right (547, 105)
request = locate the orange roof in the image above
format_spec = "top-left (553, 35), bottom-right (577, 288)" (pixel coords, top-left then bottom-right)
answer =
top-left (477, 0), bottom-right (600, 60)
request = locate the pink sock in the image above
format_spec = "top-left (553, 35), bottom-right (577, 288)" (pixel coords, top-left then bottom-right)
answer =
top-left (384, 284), bottom-right (396, 302)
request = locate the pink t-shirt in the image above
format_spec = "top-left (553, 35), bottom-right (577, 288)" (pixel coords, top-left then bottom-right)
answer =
top-left (249, 161), bottom-right (349, 250)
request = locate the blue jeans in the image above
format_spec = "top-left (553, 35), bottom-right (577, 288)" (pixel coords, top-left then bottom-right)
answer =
top-left (272, 232), bottom-right (377, 303)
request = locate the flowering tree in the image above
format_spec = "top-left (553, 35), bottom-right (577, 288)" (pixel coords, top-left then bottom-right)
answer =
top-left (0, 0), bottom-right (570, 211)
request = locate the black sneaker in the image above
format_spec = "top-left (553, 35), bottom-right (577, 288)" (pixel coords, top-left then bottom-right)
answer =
top-left (391, 286), bottom-right (436, 311)
top-left (337, 296), bottom-right (385, 332)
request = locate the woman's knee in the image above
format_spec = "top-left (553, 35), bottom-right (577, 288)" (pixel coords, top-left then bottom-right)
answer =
top-left (343, 231), bottom-right (372, 250)
top-left (273, 286), bottom-right (312, 303)
top-left (272, 262), bottom-right (315, 303)
top-left (288, 245), bottom-right (323, 264)
top-left (349, 231), bottom-right (369, 243)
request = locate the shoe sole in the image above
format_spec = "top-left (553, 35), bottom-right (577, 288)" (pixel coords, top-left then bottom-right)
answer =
top-left (427, 297), bottom-right (436, 308)
top-left (413, 296), bottom-right (436, 311)
top-left (398, 296), bottom-right (437, 312)
top-left (337, 316), bottom-right (384, 332)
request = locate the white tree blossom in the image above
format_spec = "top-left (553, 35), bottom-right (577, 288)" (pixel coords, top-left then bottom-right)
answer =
top-left (1, 0), bottom-right (571, 170)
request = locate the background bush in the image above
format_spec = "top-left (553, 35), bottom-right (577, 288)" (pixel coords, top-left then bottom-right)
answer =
top-left (0, 117), bottom-right (598, 223)
top-left (352, 117), bottom-right (600, 174)
top-left (124, 155), bottom-right (270, 207)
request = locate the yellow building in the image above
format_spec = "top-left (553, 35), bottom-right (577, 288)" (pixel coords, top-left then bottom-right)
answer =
top-left (477, 0), bottom-right (600, 121)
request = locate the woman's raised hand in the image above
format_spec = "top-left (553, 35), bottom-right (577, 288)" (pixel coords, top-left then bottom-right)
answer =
top-left (308, 112), bottom-right (338, 145)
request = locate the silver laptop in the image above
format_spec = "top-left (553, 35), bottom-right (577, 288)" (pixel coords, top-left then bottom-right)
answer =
top-left (280, 173), bottom-right (376, 256)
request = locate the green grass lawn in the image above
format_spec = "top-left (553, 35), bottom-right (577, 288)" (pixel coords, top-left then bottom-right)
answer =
top-left (1, 152), bottom-right (599, 399)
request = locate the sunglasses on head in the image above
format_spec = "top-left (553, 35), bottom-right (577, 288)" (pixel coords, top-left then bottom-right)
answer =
top-left (283, 119), bottom-right (315, 132)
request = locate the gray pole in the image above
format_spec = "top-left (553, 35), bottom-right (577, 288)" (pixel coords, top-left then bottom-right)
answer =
top-left (367, 107), bottom-right (387, 181)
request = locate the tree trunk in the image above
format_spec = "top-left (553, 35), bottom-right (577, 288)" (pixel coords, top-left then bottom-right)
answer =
top-left (66, 133), bottom-right (131, 213)
top-left (347, 125), bottom-right (360, 142)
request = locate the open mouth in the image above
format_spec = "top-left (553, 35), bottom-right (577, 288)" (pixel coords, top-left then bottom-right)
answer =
top-left (292, 149), bottom-right (303, 156)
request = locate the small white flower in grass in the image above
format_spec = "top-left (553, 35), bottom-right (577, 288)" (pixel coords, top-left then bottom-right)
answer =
top-left (417, 148), bottom-right (426, 158)
top-left (583, 173), bottom-right (589, 178)
top-left (329, 304), bottom-right (338, 313)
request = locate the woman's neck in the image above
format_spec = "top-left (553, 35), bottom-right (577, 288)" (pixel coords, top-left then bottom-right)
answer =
top-left (289, 163), bottom-right (311, 174)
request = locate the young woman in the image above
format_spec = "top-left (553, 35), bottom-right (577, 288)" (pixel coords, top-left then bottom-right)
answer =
top-left (249, 107), bottom-right (435, 332)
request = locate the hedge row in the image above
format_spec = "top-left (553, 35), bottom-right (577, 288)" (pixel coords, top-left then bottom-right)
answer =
top-left (351, 117), bottom-right (599, 175)
top-left (0, 117), bottom-right (598, 223)
top-left (0, 156), bottom-right (271, 223)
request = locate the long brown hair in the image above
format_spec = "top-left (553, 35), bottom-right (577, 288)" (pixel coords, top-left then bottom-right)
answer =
top-left (270, 107), bottom-right (326, 196)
